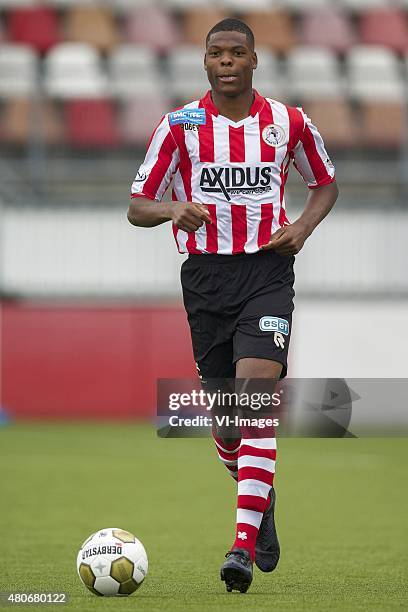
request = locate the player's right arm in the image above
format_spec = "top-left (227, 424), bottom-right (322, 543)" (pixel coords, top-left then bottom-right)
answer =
top-left (127, 198), bottom-right (211, 231)
top-left (127, 114), bottom-right (211, 231)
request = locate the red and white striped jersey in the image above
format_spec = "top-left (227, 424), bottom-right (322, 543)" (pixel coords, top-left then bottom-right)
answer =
top-left (131, 90), bottom-right (335, 255)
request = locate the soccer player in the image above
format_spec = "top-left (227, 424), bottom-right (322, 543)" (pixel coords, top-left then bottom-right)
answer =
top-left (127, 18), bottom-right (338, 593)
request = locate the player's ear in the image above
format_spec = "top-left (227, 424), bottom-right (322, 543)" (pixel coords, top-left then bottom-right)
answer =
top-left (204, 53), bottom-right (208, 71)
top-left (252, 51), bottom-right (258, 70)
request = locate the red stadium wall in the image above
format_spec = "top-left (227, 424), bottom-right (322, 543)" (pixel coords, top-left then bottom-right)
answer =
top-left (0, 302), bottom-right (196, 420)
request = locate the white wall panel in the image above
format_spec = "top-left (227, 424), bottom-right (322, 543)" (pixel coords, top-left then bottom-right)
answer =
top-left (0, 208), bottom-right (406, 296)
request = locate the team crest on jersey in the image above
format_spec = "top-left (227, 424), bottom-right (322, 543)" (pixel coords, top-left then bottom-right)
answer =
top-left (169, 109), bottom-right (206, 126)
top-left (262, 124), bottom-right (286, 148)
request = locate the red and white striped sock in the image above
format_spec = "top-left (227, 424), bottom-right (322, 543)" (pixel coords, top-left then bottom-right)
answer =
top-left (213, 434), bottom-right (241, 481)
top-left (232, 437), bottom-right (277, 559)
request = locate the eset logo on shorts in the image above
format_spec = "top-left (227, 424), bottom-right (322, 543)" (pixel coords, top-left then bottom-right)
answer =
top-left (259, 316), bottom-right (289, 335)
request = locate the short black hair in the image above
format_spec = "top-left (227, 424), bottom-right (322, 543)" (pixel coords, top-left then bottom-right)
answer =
top-left (206, 18), bottom-right (255, 50)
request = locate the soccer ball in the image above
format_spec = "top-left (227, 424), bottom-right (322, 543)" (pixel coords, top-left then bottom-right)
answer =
top-left (76, 528), bottom-right (148, 596)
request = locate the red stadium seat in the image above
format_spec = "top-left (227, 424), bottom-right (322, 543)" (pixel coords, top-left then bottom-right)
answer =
top-left (300, 7), bottom-right (356, 54)
top-left (360, 8), bottom-right (408, 54)
top-left (8, 6), bottom-right (60, 54)
top-left (125, 5), bottom-right (180, 53)
top-left (120, 97), bottom-right (172, 146)
top-left (65, 99), bottom-right (120, 148)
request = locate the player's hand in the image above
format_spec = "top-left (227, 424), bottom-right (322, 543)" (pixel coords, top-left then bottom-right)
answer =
top-left (260, 221), bottom-right (310, 256)
top-left (171, 202), bottom-right (212, 232)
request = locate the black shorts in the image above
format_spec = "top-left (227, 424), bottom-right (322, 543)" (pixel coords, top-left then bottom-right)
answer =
top-left (181, 250), bottom-right (295, 379)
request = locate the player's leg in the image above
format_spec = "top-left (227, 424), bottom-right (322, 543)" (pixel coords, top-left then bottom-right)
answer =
top-left (220, 358), bottom-right (281, 592)
top-left (227, 312), bottom-right (292, 579)
top-left (180, 257), bottom-right (241, 480)
top-left (196, 344), bottom-right (241, 481)
top-left (224, 268), bottom-right (293, 588)
top-left (234, 358), bottom-right (282, 572)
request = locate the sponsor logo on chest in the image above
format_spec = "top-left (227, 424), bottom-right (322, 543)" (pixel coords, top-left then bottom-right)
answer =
top-left (200, 166), bottom-right (273, 201)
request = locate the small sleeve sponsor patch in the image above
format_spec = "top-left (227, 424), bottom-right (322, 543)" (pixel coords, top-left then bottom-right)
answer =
top-left (169, 108), bottom-right (206, 125)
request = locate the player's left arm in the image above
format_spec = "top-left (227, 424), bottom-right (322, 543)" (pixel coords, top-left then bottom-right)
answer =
top-left (261, 181), bottom-right (338, 256)
top-left (261, 109), bottom-right (339, 256)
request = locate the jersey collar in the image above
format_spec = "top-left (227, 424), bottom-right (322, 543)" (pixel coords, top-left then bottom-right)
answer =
top-left (200, 89), bottom-right (265, 118)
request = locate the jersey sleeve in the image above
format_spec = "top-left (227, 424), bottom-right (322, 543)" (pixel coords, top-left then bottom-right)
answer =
top-left (291, 109), bottom-right (335, 189)
top-left (131, 115), bottom-right (179, 201)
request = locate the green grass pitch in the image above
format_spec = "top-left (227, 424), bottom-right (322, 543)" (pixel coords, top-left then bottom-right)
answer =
top-left (0, 423), bottom-right (407, 611)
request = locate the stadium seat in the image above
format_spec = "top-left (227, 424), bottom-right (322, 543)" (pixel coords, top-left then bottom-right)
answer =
top-left (165, 0), bottom-right (215, 8)
top-left (242, 10), bottom-right (297, 54)
top-left (7, 6), bottom-right (60, 54)
top-left (44, 43), bottom-right (109, 99)
top-left (301, 99), bottom-right (358, 148)
top-left (48, 1), bottom-right (103, 6)
top-left (0, 1), bottom-right (36, 8)
top-left (109, 45), bottom-right (163, 98)
top-left (252, 48), bottom-right (285, 101)
top-left (120, 97), bottom-right (172, 146)
top-left (340, 0), bottom-right (393, 10)
top-left (0, 44), bottom-right (38, 98)
top-left (279, 0), bottom-right (331, 9)
top-left (300, 7), bottom-right (356, 54)
top-left (0, 16), bottom-right (5, 42)
top-left (183, 9), bottom-right (227, 46)
top-left (219, 0), bottom-right (273, 10)
top-left (286, 47), bottom-right (344, 102)
top-left (125, 5), bottom-right (180, 53)
top-left (359, 8), bottom-right (408, 54)
top-left (0, 98), bottom-right (64, 146)
top-left (167, 45), bottom-right (210, 101)
top-left (64, 6), bottom-right (119, 54)
top-left (359, 102), bottom-right (404, 148)
top-left (65, 99), bottom-right (120, 148)
top-left (110, 0), bottom-right (172, 9)
top-left (347, 46), bottom-right (404, 102)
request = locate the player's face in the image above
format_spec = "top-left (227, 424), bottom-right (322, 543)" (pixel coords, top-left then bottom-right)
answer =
top-left (204, 31), bottom-right (257, 97)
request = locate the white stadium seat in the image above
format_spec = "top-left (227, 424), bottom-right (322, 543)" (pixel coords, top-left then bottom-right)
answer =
top-left (168, 45), bottom-right (210, 100)
top-left (109, 45), bottom-right (163, 98)
top-left (44, 43), bottom-right (109, 99)
top-left (0, 0), bottom-right (36, 7)
top-left (165, 0), bottom-right (216, 8)
top-left (219, 0), bottom-right (273, 10)
top-left (252, 47), bottom-right (285, 100)
top-left (0, 44), bottom-right (38, 98)
top-left (346, 45), bottom-right (404, 102)
top-left (107, 0), bottom-right (161, 10)
top-left (338, 0), bottom-right (392, 10)
top-left (45, 0), bottom-right (96, 6)
top-left (277, 0), bottom-right (331, 10)
top-left (286, 47), bottom-right (344, 101)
